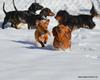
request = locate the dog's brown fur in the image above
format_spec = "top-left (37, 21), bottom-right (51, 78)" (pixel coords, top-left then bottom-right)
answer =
top-left (52, 24), bottom-right (71, 50)
top-left (35, 19), bottom-right (50, 47)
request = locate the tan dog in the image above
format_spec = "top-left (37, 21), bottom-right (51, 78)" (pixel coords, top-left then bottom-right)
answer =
top-left (35, 19), bottom-right (50, 47)
top-left (52, 24), bottom-right (71, 50)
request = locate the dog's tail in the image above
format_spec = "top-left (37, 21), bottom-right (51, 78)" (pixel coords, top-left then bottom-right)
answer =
top-left (35, 0), bottom-right (37, 3)
top-left (3, 2), bottom-right (7, 14)
top-left (13, 0), bottom-right (18, 11)
top-left (90, 1), bottom-right (98, 17)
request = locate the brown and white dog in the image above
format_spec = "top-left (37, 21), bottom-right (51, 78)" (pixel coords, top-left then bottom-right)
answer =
top-left (52, 24), bottom-right (71, 50)
top-left (35, 19), bottom-right (50, 47)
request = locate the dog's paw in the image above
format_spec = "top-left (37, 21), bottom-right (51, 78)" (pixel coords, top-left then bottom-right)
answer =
top-left (44, 41), bottom-right (47, 44)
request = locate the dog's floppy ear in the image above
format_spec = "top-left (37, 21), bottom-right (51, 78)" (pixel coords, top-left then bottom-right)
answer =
top-left (36, 20), bottom-right (40, 27)
top-left (46, 19), bottom-right (50, 23)
top-left (28, 3), bottom-right (43, 13)
top-left (61, 13), bottom-right (68, 25)
top-left (40, 8), bottom-right (47, 17)
top-left (40, 8), bottom-right (54, 17)
top-left (28, 3), bottom-right (35, 12)
top-left (56, 10), bottom-right (69, 26)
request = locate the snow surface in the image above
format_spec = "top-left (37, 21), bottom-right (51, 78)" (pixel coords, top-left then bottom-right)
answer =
top-left (0, 0), bottom-right (100, 80)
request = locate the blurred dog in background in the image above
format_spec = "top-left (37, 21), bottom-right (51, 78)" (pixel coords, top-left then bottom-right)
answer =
top-left (2, 0), bottom-right (43, 29)
top-left (55, 2), bottom-right (99, 31)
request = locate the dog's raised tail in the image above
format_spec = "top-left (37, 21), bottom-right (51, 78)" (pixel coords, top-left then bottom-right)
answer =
top-left (3, 2), bottom-right (7, 14)
top-left (90, 1), bottom-right (98, 17)
top-left (13, 0), bottom-right (18, 11)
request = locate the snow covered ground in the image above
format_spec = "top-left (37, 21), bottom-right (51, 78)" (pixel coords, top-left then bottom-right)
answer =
top-left (0, 0), bottom-right (100, 80)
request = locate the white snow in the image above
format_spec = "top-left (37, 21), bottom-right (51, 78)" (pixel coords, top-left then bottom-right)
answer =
top-left (0, 0), bottom-right (100, 80)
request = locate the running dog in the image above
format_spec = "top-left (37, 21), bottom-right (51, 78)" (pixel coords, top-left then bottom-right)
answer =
top-left (2, 0), bottom-right (43, 29)
top-left (35, 19), bottom-right (50, 47)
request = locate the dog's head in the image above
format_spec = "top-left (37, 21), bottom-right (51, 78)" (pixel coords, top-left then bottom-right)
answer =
top-left (55, 10), bottom-right (69, 25)
top-left (40, 8), bottom-right (55, 18)
top-left (28, 3), bottom-right (43, 13)
top-left (36, 19), bottom-right (50, 32)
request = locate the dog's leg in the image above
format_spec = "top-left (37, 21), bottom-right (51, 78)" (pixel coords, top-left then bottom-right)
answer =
top-left (15, 22), bottom-right (20, 29)
top-left (2, 18), bottom-right (8, 29)
top-left (88, 20), bottom-right (96, 29)
top-left (38, 41), bottom-right (45, 47)
top-left (10, 22), bottom-right (18, 29)
top-left (44, 41), bottom-right (47, 44)
top-left (90, 22), bottom-right (95, 29)
top-left (11, 23), bottom-right (14, 27)
top-left (28, 26), bottom-right (30, 29)
top-left (11, 23), bottom-right (16, 28)
top-left (44, 35), bottom-right (48, 44)
top-left (28, 24), bottom-right (31, 29)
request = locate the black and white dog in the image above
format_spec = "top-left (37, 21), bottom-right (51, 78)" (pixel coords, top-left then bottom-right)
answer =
top-left (55, 2), bottom-right (99, 30)
top-left (2, 0), bottom-right (43, 29)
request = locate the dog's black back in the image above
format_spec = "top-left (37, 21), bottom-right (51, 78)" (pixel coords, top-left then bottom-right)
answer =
top-left (55, 2), bottom-right (98, 30)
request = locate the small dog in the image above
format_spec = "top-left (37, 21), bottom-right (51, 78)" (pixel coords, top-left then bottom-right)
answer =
top-left (35, 19), bottom-right (50, 47)
top-left (2, 0), bottom-right (43, 29)
top-left (52, 24), bottom-right (71, 50)
top-left (55, 2), bottom-right (99, 31)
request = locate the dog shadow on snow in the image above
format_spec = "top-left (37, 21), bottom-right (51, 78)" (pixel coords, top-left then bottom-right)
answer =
top-left (12, 40), bottom-right (54, 51)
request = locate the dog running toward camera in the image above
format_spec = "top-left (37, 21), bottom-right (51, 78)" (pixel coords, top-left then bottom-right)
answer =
top-left (52, 24), bottom-right (71, 51)
top-left (35, 19), bottom-right (50, 47)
